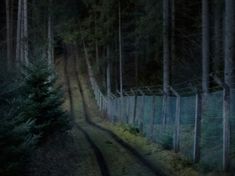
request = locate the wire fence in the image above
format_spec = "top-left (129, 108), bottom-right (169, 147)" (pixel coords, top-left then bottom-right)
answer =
top-left (85, 57), bottom-right (235, 171)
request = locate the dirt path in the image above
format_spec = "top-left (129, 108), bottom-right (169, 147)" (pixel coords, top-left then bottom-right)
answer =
top-left (63, 46), bottom-right (164, 176)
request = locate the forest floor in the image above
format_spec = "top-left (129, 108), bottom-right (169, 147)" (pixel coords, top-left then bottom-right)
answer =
top-left (27, 48), bottom-right (231, 176)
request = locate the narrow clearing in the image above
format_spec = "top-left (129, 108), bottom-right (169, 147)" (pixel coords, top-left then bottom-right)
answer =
top-left (63, 47), bottom-right (163, 176)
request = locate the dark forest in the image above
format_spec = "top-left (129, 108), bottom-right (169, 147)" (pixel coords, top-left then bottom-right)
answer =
top-left (0, 0), bottom-right (234, 175)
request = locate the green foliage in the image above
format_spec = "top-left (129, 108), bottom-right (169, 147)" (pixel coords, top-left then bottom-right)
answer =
top-left (0, 60), bottom-right (70, 175)
top-left (0, 81), bottom-right (38, 175)
top-left (20, 59), bottom-right (70, 139)
top-left (119, 123), bottom-right (141, 136)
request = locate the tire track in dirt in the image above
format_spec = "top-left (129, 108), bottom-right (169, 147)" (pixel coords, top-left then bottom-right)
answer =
top-left (64, 47), bottom-right (111, 176)
top-left (73, 49), bottom-right (165, 176)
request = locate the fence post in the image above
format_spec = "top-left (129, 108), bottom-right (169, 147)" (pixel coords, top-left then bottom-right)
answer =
top-left (111, 93), bottom-right (117, 123)
top-left (131, 89), bottom-right (138, 125)
top-left (117, 94), bottom-right (122, 122)
top-left (170, 87), bottom-right (181, 153)
top-left (127, 95), bottom-right (131, 124)
top-left (99, 94), bottom-right (101, 110)
top-left (188, 83), bottom-right (202, 163)
top-left (124, 91), bottom-right (130, 123)
top-left (222, 87), bottom-right (230, 171)
top-left (162, 91), bottom-right (169, 127)
top-left (137, 89), bottom-right (145, 131)
top-left (107, 94), bottom-right (112, 120)
top-left (150, 95), bottom-right (156, 141)
top-left (101, 95), bottom-right (104, 112)
top-left (211, 74), bottom-right (231, 171)
top-left (193, 92), bottom-right (202, 163)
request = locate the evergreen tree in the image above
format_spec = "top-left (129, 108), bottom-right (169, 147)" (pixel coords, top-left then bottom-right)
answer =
top-left (19, 59), bottom-right (70, 140)
top-left (0, 59), bottom-right (70, 175)
top-left (0, 79), bottom-right (37, 176)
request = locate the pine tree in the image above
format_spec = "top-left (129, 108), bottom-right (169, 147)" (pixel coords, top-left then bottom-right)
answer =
top-left (20, 59), bottom-right (70, 140)
top-left (0, 80), bottom-right (37, 176)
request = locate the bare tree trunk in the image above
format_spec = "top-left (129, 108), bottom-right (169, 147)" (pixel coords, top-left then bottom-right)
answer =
top-left (223, 0), bottom-right (235, 171)
top-left (202, 0), bottom-right (210, 94)
top-left (20, 1), bottom-right (24, 65)
top-left (118, 1), bottom-right (124, 120)
top-left (95, 40), bottom-right (99, 69)
top-left (23, 0), bottom-right (28, 65)
top-left (162, 0), bottom-right (170, 125)
top-left (48, 0), bottom-right (53, 66)
top-left (16, 0), bottom-right (22, 68)
top-left (106, 45), bottom-right (111, 117)
top-left (171, 0), bottom-right (175, 75)
top-left (135, 51), bottom-right (138, 86)
top-left (94, 14), bottom-right (99, 71)
top-left (106, 46), bottom-right (111, 97)
top-left (225, 0), bottom-right (235, 89)
top-left (119, 1), bottom-right (123, 96)
top-left (213, 0), bottom-right (222, 74)
top-left (134, 37), bottom-right (138, 86)
top-left (9, 0), bottom-right (15, 68)
top-left (20, 12), bottom-right (24, 65)
top-left (6, 0), bottom-right (11, 70)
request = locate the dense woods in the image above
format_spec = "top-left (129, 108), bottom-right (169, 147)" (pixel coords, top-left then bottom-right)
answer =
top-left (0, 0), bottom-right (234, 175)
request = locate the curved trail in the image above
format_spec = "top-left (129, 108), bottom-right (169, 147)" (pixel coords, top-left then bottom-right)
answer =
top-left (64, 48), bottom-right (110, 176)
top-left (73, 52), bottom-right (165, 176)
top-left (64, 46), bottom-right (164, 176)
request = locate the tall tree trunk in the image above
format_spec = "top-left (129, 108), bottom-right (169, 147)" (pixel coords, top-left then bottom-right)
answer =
top-left (6, 0), bottom-right (11, 70)
top-left (225, 0), bottom-right (235, 89)
top-left (106, 45), bottom-right (111, 119)
top-left (10, 0), bottom-right (14, 68)
top-left (118, 1), bottom-right (123, 121)
top-left (171, 0), bottom-right (175, 77)
top-left (94, 13), bottom-right (99, 71)
top-left (23, 0), bottom-right (28, 65)
top-left (20, 1), bottom-right (24, 65)
top-left (48, 0), bottom-right (54, 66)
top-left (119, 1), bottom-right (123, 96)
top-left (106, 45), bottom-right (111, 98)
top-left (95, 40), bottom-right (99, 70)
top-left (223, 0), bottom-right (235, 171)
top-left (16, 0), bottom-right (22, 68)
top-left (162, 0), bottom-right (170, 125)
top-left (202, 0), bottom-right (210, 94)
top-left (213, 0), bottom-right (223, 74)
top-left (135, 49), bottom-right (138, 86)
top-left (134, 13), bottom-right (139, 86)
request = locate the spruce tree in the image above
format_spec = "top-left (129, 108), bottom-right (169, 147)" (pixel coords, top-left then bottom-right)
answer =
top-left (20, 59), bottom-right (70, 140)
top-left (0, 80), bottom-right (37, 176)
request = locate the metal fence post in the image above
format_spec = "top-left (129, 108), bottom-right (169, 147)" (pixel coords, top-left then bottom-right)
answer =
top-left (150, 95), bottom-right (156, 141)
top-left (127, 95), bottom-right (131, 124)
top-left (137, 89), bottom-right (145, 132)
top-left (124, 91), bottom-right (129, 123)
top-left (188, 83), bottom-right (202, 163)
top-left (193, 92), bottom-right (202, 163)
top-left (99, 92), bottom-right (102, 110)
top-left (162, 91), bottom-right (168, 128)
top-left (170, 87), bottom-right (181, 153)
top-left (131, 89), bottom-right (137, 125)
top-left (211, 74), bottom-right (231, 171)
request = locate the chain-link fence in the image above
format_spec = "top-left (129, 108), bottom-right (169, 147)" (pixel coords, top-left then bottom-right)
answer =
top-left (86, 57), bottom-right (235, 171)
